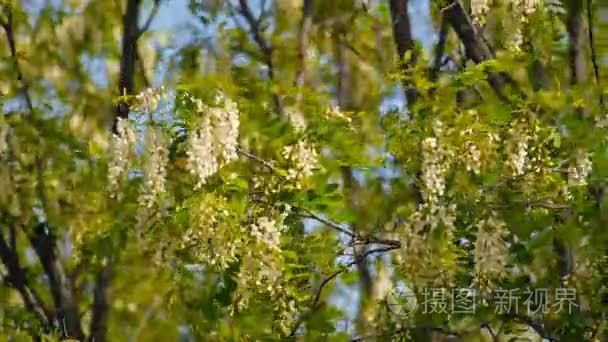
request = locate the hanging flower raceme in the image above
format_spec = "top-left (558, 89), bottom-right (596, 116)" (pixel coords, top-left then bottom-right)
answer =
top-left (282, 140), bottom-right (319, 185)
top-left (211, 95), bottom-right (239, 163)
top-left (568, 150), bottom-right (592, 186)
top-left (398, 204), bottom-right (458, 287)
top-left (420, 136), bottom-right (451, 204)
top-left (250, 216), bottom-right (283, 250)
top-left (131, 87), bottom-right (167, 113)
top-left (107, 117), bottom-right (136, 198)
top-left (285, 105), bottom-right (307, 132)
top-left (138, 126), bottom-right (169, 207)
top-left (473, 215), bottom-right (510, 295)
top-left (471, 0), bottom-right (491, 25)
top-left (186, 94), bottom-right (240, 188)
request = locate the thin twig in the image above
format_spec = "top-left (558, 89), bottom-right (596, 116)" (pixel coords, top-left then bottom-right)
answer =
top-left (289, 245), bottom-right (399, 337)
top-left (587, 0), bottom-right (604, 106)
top-left (296, 209), bottom-right (355, 237)
top-left (236, 147), bottom-right (277, 172)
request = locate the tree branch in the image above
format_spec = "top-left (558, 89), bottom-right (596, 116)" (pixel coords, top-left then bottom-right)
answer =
top-left (442, 0), bottom-right (515, 101)
top-left (1, 6), bottom-right (34, 113)
top-left (29, 222), bottom-right (84, 340)
top-left (389, 0), bottom-right (417, 104)
top-left (0, 228), bottom-right (51, 329)
top-left (289, 245), bottom-right (399, 337)
top-left (236, 0), bottom-right (282, 114)
top-left (88, 261), bottom-right (113, 342)
top-left (587, 0), bottom-right (603, 106)
top-left (137, 0), bottom-right (160, 38)
top-left (115, 0), bottom-right (143, 128)
top-left (295, 0), bottom-right (313, 89)
top-left (567, 0), bottom-right (588, 86)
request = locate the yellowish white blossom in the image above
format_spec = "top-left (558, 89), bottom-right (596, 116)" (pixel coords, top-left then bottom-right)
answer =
top-left (282, 140), bottom-right (319, 185)
top-left (399, 204), bottom-right (457, 287)
top-left (187, 112), bottom-right (217, 188)
top-left (250, 216), bottom-right (283, 250)
top-left (473, 215), bottom-right (510, 293)
top-left (508, 136), bottom-right (529, 176)
top-left (107, 117), bottom-right (136, 198)
top-left (186, 95), bottom-right (240, 188)
top-left (568, 150), bottom-right (592, 186)
top-left (324, 105), bottom-right (352, 124)
top-left (286, 106), bottom-right (307, 131)
top-left (464, 141), bottom-right (482, 174)
top-left (421, 137), bottom-right (451, 204)
top-left (138, 127), bottom-right (169, 207)
top-left (471, 0), bottom-right (491, 25)
top-left (132, 87), bottom-right (167, 113)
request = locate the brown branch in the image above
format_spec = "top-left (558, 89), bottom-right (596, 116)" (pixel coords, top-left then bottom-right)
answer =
top-left (295, 0), bottom-right (313, 92)
top-left (0, 229), bottom-right (51, 329)
top-left (295, 209), bottom-right (355, 237)
top-left (1, 6), bottom-right (34, 113)
top-left (29, 223), bottom-right (84, 340)
top-left (137, 0), bottom-right (160, 37)
top-left (289, 245), bottom-right (399, 337)
top-left (442, 0), bottom-right (515, 101)
top-left (115, 0), bottom-right (143, 128)
top-left (587, 0), bottom-right (604, 106)
top-left (236, 0), bottom-right (282, 114)
top-left (236, 148), bottom-right (277, 172)
top-left (89, 1), bottom-right (146, 340)
top-left (567, 0), bottom-right (588, 86)
top-left (389, 0), bottom-right (417, 104)
top-left (88, 261), bottom-right (113, 342)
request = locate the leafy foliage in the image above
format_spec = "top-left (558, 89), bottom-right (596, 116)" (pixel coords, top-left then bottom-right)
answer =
top-left (0, 0), bottom-right (607, 341)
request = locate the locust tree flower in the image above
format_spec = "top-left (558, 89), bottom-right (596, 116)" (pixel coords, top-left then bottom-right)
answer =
top-left (282, 140), bottom-right (319, 185)
top-left (568, 150), bottom-right (592, 186)
top-left (421, 137), bottom-right (450, 204)
top-left (138, 127), bottom-right (168, 207)
top-left (107, 117), bottom-right (136, 198)
top-left (187, 95), bottom-right (240, 188)
top-left (473, 215), bottom-right (510, 294)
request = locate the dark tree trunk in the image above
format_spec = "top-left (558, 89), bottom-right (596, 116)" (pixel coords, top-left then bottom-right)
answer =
top-left (389, 0), bottom-right (417, 104)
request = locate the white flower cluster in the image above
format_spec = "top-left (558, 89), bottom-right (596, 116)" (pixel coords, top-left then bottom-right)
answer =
top-left (472, 0), bottom-right (541, 25)
top-left (250, 216), bottom-right (284, 250)
top-left (282, 140), bottom-right (319, 185)
top-left (232, 251), bottom-right (296, 333)
top-left (421, 137), bottom-right (450, 204)
top-left (285, 106), bottom-right (307, 132)
top-left (514, 0), bottom-right (542, 16)
top-left (324, 105), bottom-right (352, 124)
top-left (508, 28), bottom-right (524, 53)
top-left (471, 0), bottom-right (491, 25)
top-left (183, 195), bottom-right (241, 268)
top-left (138, 127), bottom-right (169, 207)
top-left (473, 215), bottom-right (510, 293)
top-left (568, 150), bottom-right (592, 186)
top-left (399, 204), bottom-right (457, 286)
top-left (508, 136), bottom-right (529, 177)
top-left (131, 87), bottom-right (167, 113)
top-left (464, 141), bottom-right (482, 174)
top-left (186, 95), bottom-right (240, 188)
top-left (107, 117), bottom-right (136, 198)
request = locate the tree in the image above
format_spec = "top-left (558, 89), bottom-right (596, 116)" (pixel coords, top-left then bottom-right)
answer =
top-left (0, 0), bottom-right (606, 340)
